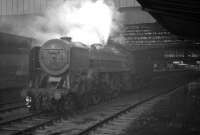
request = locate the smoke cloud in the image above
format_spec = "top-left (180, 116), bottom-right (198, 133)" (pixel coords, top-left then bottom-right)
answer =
top-left (0, 0), bottom-right (124, 46)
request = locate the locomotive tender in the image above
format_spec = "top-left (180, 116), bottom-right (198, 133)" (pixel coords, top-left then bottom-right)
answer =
top-left (23, 37), bottom-right (133, 112)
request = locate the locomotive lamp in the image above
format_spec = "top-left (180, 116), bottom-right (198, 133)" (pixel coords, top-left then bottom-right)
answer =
top-left (25, 96), bottom-right (32, 108)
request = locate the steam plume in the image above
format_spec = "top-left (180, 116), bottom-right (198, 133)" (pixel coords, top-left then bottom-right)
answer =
top-left (1, 0), bottom-right (123, 46)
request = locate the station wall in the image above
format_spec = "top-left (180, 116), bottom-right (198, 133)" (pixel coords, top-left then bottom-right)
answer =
top-left (0, 0), bottom-right (48, 15)
top-left (0, 0), bottom-right (141, 16)
top-left (120, 7), bottom-right (155, 24)
top-left (114, 0), bottom-right (141, 8)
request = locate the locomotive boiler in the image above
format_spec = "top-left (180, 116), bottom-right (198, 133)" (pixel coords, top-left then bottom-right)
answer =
top-left (23, 37), bottom-right (133, 112)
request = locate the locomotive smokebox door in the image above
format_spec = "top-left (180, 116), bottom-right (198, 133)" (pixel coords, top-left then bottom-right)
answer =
top-left (39, 39), bottom-right (71, 76)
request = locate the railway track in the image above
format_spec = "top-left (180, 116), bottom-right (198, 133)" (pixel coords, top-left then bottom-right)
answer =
top-left (0, 100), bottom-right (22, 106)
top-left (33, 85), bottom-right (185, 135)
top-left (0, 102), bottom-right (26, 114)
top-left (0, 101), bottom-right (28, 123)
top-left (0, 76), bottom-right (192, 135)
top-left (76, 88), bottom-right (179, 135)
top-left (0, 111), bottom-right (59, 135)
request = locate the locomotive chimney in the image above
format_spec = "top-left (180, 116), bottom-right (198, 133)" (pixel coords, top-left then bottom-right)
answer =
top-left (60, 37), bottom-right (72, 42)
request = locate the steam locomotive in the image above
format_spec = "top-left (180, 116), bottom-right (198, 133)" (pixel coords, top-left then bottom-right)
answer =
top-left (23, 37), bottom-right (136, 112)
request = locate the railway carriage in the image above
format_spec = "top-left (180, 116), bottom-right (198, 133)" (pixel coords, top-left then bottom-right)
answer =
top-left (0, 32), bottom-right (33, 90)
